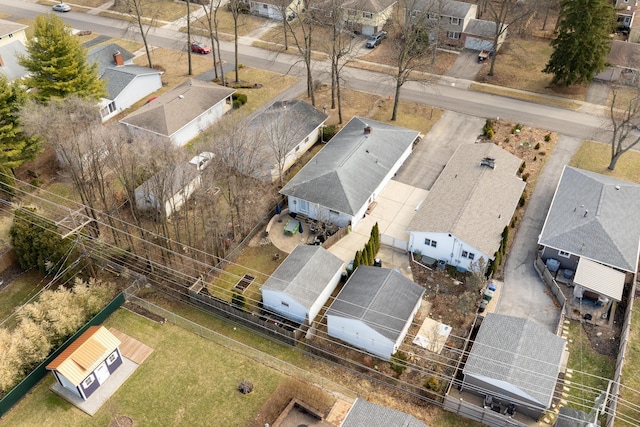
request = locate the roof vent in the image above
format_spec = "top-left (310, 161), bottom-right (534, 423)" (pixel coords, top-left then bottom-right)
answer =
top-left (615, 185), bottom-right (621, 190)
top-left (364, 126), bottom-right (372, 134)
top-left (480, 157), bottom-right (495, 169)
top-left (584, 209), bottom-right (589, 217)
top-left (178, 94), bottom-right (185, 99)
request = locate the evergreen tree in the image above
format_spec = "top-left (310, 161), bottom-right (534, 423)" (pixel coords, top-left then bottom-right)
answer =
top-left (353, 250), bottom-right (361, 271)
top-left (0, 76), bottom-right (42, 176)
top-left (363, 244), bottom-right (371, 266)
top-left (19, 14), bottom-right (106, 101)
top-left (543, 0), bottom-right (614, 86)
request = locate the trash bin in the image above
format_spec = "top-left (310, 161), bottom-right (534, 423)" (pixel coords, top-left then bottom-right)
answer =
top-left (479, 300), bottom-right (489, 313)
top-left (488, 282), bottom-right (497, 291)
top-left (483, 289), bottom-right (494, 302)
top-left (373, 258), bottom-right (382, 267)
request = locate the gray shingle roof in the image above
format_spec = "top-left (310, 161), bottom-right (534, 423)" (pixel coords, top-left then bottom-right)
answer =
top-left (343, 0), bottom-right (397, 14)
top-left (247, 100), bottom-right (328, 179)
top-left (0, 19), bottom-right (26, 38)
top-left (261, 245), bottom-right (344, 309)
top-left (280, 117), bottom-right (419, 216)
top-left (412, 0), bottom-right (475, 18)
top-left (606, 40), bottom-right (640, 70)
top-left (0, 40), bottom-right (28, 81)
top-left (327, 266), bottom-right (424, 341)
top-left (538, 166), bottom-right (640, 273)
top-left (463, 313), bottom-right (566, 408)
top-left (120, 79), bottom-right (235, 137)
top-left (88, 43), bottom-right (135, 76)
top-left (408, 143), bottom-right (525, 257)
top-left (342, 398), bottom-right (428, 427)
top-left (101, 66), bottom-right (161, 100)
top-left (464, 19), bottom-right (498, 38)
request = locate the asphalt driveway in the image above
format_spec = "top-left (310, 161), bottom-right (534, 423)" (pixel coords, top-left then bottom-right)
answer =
top-left (446, 49), bottom-right (485, 80)
top-left (394, 111), bottom-right (484, 190)
top-left (497, 135), bottom-right (582, 332)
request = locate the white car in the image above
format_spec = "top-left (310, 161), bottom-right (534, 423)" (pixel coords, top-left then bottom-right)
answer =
top-left (52, 3), bottom-right (71, 12)
top-left (189, 152), bottom-right (215, 171)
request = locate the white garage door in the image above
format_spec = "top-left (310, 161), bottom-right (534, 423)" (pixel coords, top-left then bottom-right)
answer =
top-left (464, 36), bottom-right (493, 51)
top-left (362, 26), bottom-right (375, 36)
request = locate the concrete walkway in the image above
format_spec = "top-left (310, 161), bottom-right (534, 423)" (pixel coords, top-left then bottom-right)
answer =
top-left (497, 135), bottom-right (583, 332)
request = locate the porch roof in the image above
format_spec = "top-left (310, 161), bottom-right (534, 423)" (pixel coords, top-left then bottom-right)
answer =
top-left (574, 258), bottom-right (625, 301)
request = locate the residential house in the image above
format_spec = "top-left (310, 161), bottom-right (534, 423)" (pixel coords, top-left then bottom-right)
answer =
top-left (326, 266), bottom-right (424, 360)
top-left (261, 245), bottom-right (344, 324)
top-left (341, 398), bottom-right (428, 427)
top-left (538, 166), bottom-right (640, 314)
top-left (248, 0), bottom-right (302, 20)
top-left (120, 79), bottom-right (235, 147)
top-left (88, 43), bottom-right (163, 122)
top-left (461, 19), bottom-right (507, 51)
top-left (341, 0), bottom-right (397, 35)
top-left (134, 161), bottom-right (202, 218)
top-left (46, 326), bottom-right (123, 401)
top-left (0, 19), bottom-right (28, 81)
top-left (461, 313), bottom-right (566, 420)
top-left (407, 143), bottom-right (525, 272)
top-left (280, 117), bottom-right (420, 228)
top-left (408, 0), bottom-right (477, 48)
top-left (246, 100), bottom-right (328, 182)
top-left (614, 0), bottom-right (640, 42)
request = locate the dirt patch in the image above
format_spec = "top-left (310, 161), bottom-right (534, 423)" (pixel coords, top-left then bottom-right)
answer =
top-left (108, 416), bottom-right (133, 427)
top-left (582, 322), bottom-right (621, 358)
top-left (122, 300), bottom-right (167, 323)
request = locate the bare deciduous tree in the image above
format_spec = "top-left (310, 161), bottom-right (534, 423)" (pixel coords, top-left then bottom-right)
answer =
top-left (198, 0), bottom-right (226, 84)
top-left (608, 83), bottom-right (640, 170)
top-left (115, 0), bottom-right (161, 69)
top-left (285, 1), bottom-right (317, 105)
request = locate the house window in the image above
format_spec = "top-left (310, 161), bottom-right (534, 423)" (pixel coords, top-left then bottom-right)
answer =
top-left (82, 374), bottom-right (95, 389)
top-left (425, 238), bottom-right (431, 246)
top-left (461, 250), bottom-right (468, 258)
top-left (427, 13), bottom-right (437, 20)
top-left (329, 209), bottom-right (339, 215)
top-left (468, 253), bottom-right (475, 260)
top-left (558, 250), bottom-right (571, 258)
top-left (424, 238), bottom-right (438, 248)
top-left (305, 136), bottom-right (309, 143)
top-left (363, 12), bottom-right (373, 18)
top-left (295, 145), bottom-right (300, 151)
top-left (447, 31), bottom-right (461, 39)
top-left (450, 17), bottom-right (460, 25)
top-left (263, 4), bottom-right (268, 8)
top-left (281, 301), bottom-right (289, 307)
top-left (411, 10), bottom-right (419, 18)
top-left (106, 351), bottom-right (118, 365)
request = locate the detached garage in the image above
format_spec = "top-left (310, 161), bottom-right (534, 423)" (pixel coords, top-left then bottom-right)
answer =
top-left (326, 266), bottom-right (424, 360)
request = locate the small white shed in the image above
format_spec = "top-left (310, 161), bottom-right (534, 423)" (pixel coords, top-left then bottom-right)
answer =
top-left (261, 245), bottom-right (344, 324)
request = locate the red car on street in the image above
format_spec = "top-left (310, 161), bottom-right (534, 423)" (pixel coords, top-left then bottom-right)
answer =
top-left (190, 42), bottom-right (211, 54)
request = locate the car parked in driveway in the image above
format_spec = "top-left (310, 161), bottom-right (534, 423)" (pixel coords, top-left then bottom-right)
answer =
top-left (366, 31), bottom-right (387, 48)
top-left (52, 3), bottom-right (71, 12)
top-left (190, 42), bottom-right (211, 54)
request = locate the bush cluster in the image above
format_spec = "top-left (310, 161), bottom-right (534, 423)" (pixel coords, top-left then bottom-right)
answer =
top-left (482, 119), bottom-right (495, 139)
top-left (232, 92), bottom-right (248, 109)
top-left (0, 279), bottom-right (115, 394)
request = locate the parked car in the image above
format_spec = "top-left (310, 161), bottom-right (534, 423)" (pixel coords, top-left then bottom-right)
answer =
top-left (52, 3), bottom-right (71, 12)
top-left (190, 42), bottom-right (211, 55)
top-left (366, 31), bottom-right (387, 48)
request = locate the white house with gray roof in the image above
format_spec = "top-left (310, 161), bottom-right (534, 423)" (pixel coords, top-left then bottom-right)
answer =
top-left (461, 313), bottom-right (566, 420)
top-left (326, 266), bottom-right (424, 360)
top-left (120, 79), bottom-right (235, 147)
top-left (408, 0), bottom-right (477, 48)
top-left (538, 166), bottom-right (640, 305)
top-left (261, 245), bottom-right (344, 324)
top-left (341, 398), bottom-right (428, 427)
top-left (0, 19), bottom-right (28, 81)
top-left (246, 100), bottom-right (328, 182)
top-left (280, 117), bottom-right (420, 228)
top-left (407, 143), bottom-right (525, 272)
top-left (88, 43), bottom-right (163, 122)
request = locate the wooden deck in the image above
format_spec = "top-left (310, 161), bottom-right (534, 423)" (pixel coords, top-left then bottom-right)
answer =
top-left (109, 328), bottom-right (154, 365)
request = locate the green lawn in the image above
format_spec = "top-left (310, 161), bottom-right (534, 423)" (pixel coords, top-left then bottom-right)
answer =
top-left (570, 140), bottom-right (640, 184)
top-left (0, 271), bottom-right (47, 327)
top-left (1, 308), bottom-right (285, 426)
top-left (565, 321), bottom-right (615, 415)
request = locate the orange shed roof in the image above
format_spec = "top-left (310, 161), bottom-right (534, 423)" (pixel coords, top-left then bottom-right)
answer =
top-left (47, 326), bottom-right (121, 386)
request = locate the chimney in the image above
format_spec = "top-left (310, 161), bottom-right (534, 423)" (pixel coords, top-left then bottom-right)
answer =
top-left (364, 126), bottom-right (372, 134)
top-left (113, 51), bottom-right (124, 66)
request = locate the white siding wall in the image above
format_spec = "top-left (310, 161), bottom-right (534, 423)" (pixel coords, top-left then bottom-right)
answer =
top-left (262, 289), bottom-right (308, 323)
top-left (171, 100), bottom-right (228, 147)
top-left (408, 231), bottom-right (491, 271)
top-left (308, 269), bottom-right (343, 322)
top-left (163, 176), bottom-right (202, 218)
top-left (54, 371), bottom-right (82, 398)
top-left (100, 74), bottom-right (163, 122)
top-left (327, 316), bottom-right (395, 360)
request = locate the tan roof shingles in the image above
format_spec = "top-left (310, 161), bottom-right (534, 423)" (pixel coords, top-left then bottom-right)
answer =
top-left (408, 143), bottom-right (525, 256)
top-left (120, 79), bottom-right (235, 137)
top-left (47, 326), bottom-right (121, 386)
